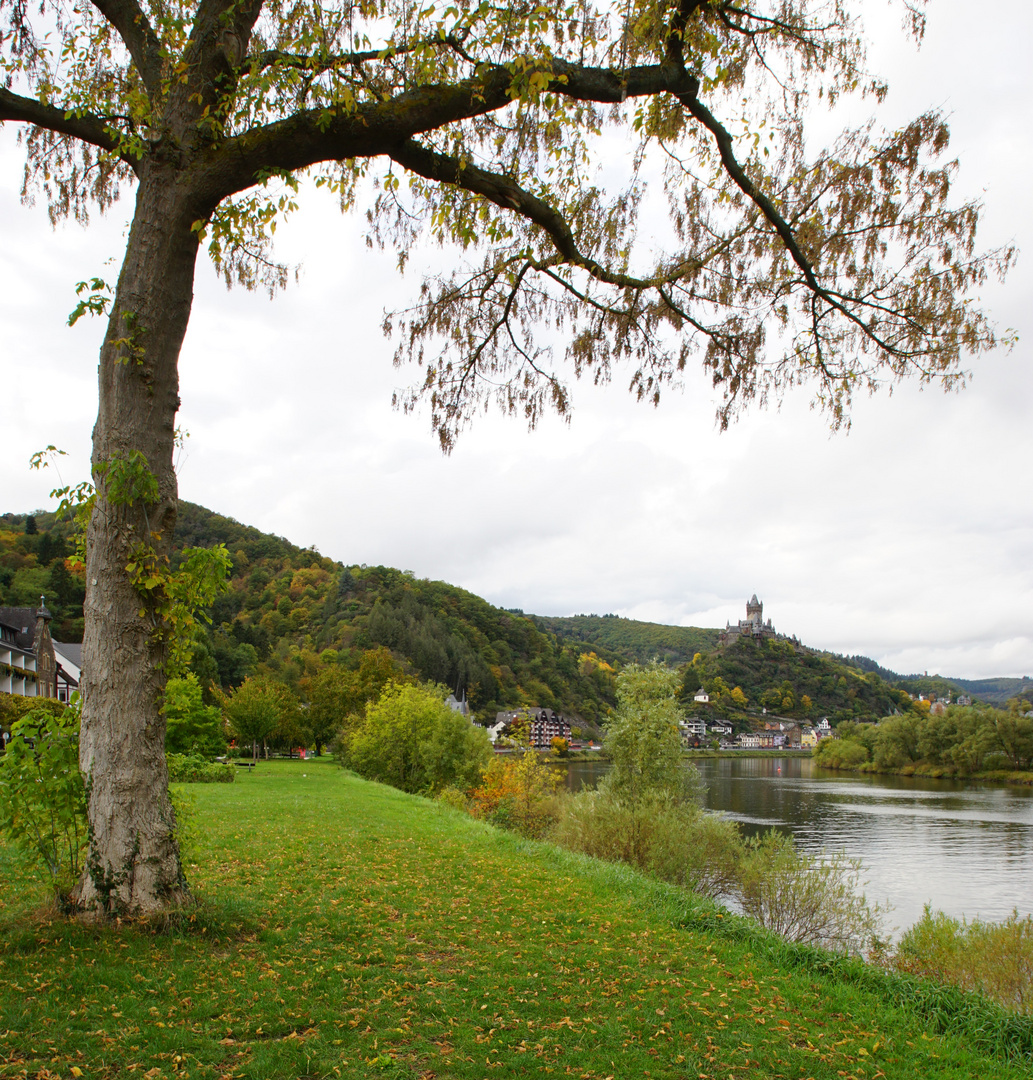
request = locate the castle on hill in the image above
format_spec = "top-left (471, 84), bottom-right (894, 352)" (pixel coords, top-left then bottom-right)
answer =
top-left (719, 595), bottom-right (799, 647)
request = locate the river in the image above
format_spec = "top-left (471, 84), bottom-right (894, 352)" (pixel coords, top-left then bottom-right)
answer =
top-left (563, 755), bottom-right (1033, 935)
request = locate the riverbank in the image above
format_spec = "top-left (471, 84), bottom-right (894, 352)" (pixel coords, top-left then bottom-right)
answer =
top-left (684, 748), bottom-right (814, 760)
top-left (817, 759), bottom-right (1033, 787)
top-left (2, 759), bottom-right (1031, 1077)
top-left (557, 749), bottom-right (816, 765)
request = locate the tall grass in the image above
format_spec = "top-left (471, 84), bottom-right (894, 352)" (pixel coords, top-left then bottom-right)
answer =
top-left (894, 907), bottom-right (1033, 1014)
top-left (550, 790), bottom-right (742, 899)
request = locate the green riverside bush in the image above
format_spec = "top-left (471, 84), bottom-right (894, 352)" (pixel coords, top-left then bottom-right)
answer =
top-left (733, 829), bottom-right (884, 955)
top-left (551, 790), bottom-right (742, 900)
top-left (343, 682), bottom-right (491, 794)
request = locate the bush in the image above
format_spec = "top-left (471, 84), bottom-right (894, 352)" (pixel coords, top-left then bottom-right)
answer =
top-left (344, 682), bottom-right (491, 794)
top-left (551, 790), bottom-right (743, 900)
top-left (469, 750), bottom-right (561, 838)
top-left (166, 753), bottom-right (235, 783)
top-left (814, 737), bottom-right (869, 769)
top-left (894, 907), bottom-right (1033, 1014)
top-left (0, 704), bottom-right (86, 900)
top-left (434, 786), bottom-right (471, 813)
top-left (0, 691), bottom-right (67, 734)
top-left (732, 830), bottom-right (883, 955)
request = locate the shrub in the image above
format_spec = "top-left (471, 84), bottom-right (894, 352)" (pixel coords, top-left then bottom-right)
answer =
top-left (469, 750), bottom-right (560, 838)
top-left (732, 830), bottom-right (883, 954)
top-left (551, 790), bottom-right (743, 900)
top-left (814, 737), bottom-right (869, 769)
top-left (894, 907), bottom-right (1033, 1014)
top-left (166, 753), bottom-right (235, 783)
top-left (435, 786), bottom-right (471, 813)
top-left (0, 692), bottom-right (66, 734)
top-left (169, 788), bottom-right (200, 865)
top-left (344, 682), bottom-right (491, 794)
top-left (0, 704), bottom-right (86, 900)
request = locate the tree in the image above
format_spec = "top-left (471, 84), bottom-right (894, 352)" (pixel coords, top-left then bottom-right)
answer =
top-left (222, 676), bottom-right (283, 761)
top-left (164, 673), bottom-right (226, 757)
top-left (303, 666), bottom-right (354, 757)
top-left (1, 0), bottom-right (1011, 914)
top-left (601, 661), bottom-right (699, 805)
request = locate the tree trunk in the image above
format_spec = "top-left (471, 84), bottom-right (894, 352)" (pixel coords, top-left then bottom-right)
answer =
top-left (75, 162), bottom-right (204, 916)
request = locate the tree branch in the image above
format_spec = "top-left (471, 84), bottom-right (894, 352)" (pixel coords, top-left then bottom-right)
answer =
top-left (0, 88), bottom-right (125, 156)
top-left (677, 86), bottom-right (908, 354)
top-left (245, 31), bottom-right (475, 75)
top-left (88, 0), bottom-right (164, 100)
top-left (203, 58), bottom-right (694, 203)
top-left (170, 0), bottom-right (266, 133)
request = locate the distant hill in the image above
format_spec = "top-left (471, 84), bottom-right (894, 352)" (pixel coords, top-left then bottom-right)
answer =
top-left (530, 613), bottom-right (719, 666)
top-left (685, 639), bottom-right (912, 725)
top-left (172, 502), bottom-right (617, 725)
top-left (839, 654), bottom-right (1033, 707)
top-left (5, 503), bottom-right (1028, 725)
top-left (527, 614), bottom-right (922, 722)
top-left (948, 676), bottom-right (1033, 708)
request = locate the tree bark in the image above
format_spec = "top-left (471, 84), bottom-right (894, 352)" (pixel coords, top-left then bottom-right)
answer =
top-left (75, 160), bottom-right (205, 916)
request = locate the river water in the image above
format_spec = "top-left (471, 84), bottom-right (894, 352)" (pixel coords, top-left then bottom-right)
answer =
top-left (563, 755), bottom-right (1033, 935)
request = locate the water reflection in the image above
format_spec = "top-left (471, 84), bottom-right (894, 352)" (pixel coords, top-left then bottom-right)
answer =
top-left (563, 755), bottom-right (1033, 934)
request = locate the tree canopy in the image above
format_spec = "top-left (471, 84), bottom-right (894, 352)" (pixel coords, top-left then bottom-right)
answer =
top-left (2, 0), bottom-right (1010, 436)
top-left (0, 0), bottom-right (1012, 916)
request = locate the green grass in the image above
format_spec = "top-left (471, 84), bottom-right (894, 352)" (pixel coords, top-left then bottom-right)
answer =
top-left (1, 759), bottom-right (1030, 1079)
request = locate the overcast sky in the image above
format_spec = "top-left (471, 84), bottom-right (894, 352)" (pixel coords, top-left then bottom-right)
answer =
top-left (2, 1), bottom-right (1030, 680)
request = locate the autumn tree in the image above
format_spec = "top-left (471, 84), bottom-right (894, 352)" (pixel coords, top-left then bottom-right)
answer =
top-left (1, 0), bottom-right (1011, 914)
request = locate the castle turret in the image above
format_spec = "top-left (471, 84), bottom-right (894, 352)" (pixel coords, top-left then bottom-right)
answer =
top-left (746, 594), bottom-right (763, 627)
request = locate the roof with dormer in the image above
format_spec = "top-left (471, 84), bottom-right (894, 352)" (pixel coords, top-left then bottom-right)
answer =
top-left (0, 607), bottom-right (43, 652)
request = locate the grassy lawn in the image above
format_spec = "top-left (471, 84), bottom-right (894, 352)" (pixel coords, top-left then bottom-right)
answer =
top-left (0, 759), bottom-right (1029, 1079)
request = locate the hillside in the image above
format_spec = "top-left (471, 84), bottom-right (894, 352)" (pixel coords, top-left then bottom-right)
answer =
top-left (5, 503), bottom-right (1025, 726)
top-left (949, 676), bottom-right (1033, 708)
top-left (683, 637), bottom-right (912, 725)
top-left (5, 761), bottom-right (1028, 1079)
top-left (530, 612), bottom-right (719, 666)
top-left (172, 502), bottom-right (617, 724)
top-left (0, 511), bottom-right (84, 641)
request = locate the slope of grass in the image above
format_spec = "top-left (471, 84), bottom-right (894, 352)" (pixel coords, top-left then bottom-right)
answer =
top-left (1, 760), bottom-right (1030, 1079)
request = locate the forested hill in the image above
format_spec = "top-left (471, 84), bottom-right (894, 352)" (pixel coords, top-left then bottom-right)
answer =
top-left (5, 503), bottom-right (1026, 724)
top-left (948, 676), bottom-right (1033, 708)
top-left (530, 613), bottom-right (719, 666)
top-left (0, 511), bottom-right (84, 641)
top-left (172, 502), bottom-right (617, 724)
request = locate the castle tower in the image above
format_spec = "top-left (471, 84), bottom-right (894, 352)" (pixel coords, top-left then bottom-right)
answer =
top-left (746, 594), bottom-right (763, 628)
